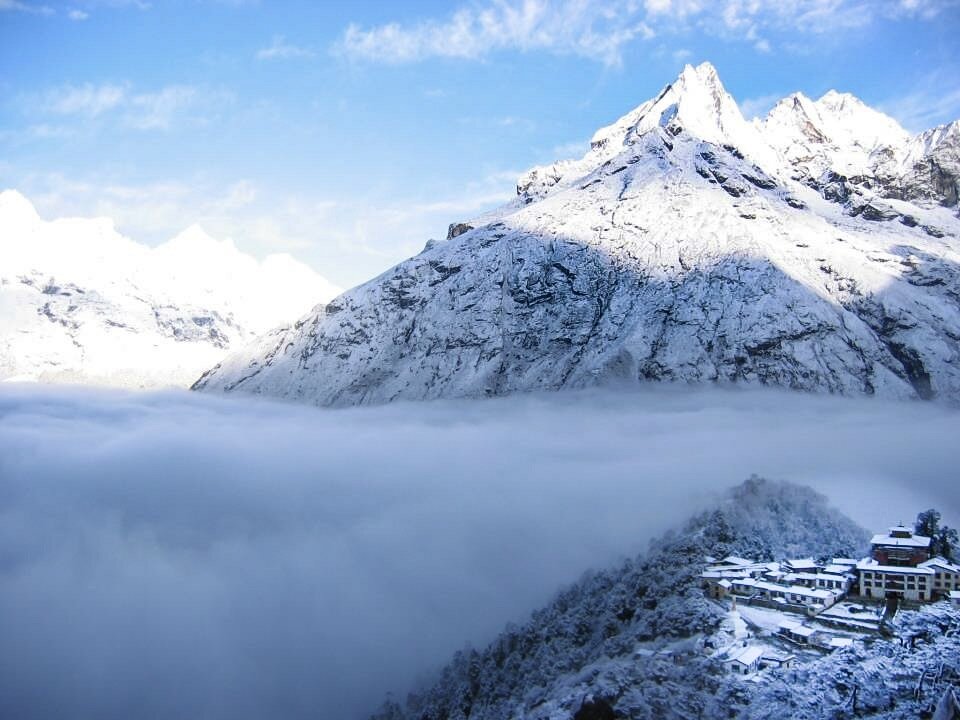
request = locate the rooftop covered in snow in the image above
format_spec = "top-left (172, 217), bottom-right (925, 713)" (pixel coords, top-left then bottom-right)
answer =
top-left (870, 529), bottom-right (931, 548)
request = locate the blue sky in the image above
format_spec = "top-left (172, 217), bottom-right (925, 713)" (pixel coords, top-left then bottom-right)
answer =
top-left (1, 0), bottom-right (959, 287)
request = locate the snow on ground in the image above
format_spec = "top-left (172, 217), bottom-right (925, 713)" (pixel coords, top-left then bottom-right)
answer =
top-left (818, 601), bottom-right (884, 629)
top-left (737, 604), bottom-right (800, 633)
top-left (727, 608), bottom-right (750, 639)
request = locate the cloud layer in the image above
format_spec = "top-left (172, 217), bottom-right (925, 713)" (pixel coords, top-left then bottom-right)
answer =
top-left (0, 385), bottom-right (957, 719)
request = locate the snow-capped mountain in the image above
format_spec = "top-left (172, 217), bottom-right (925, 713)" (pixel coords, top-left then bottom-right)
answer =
top-left (0, 190), bottom-right (340, 388)
top-left (368, 478), bottom-right (960, 720)
top-left (194, 62), bottom-right (960, 405)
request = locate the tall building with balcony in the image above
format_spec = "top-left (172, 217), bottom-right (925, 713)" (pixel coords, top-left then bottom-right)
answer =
top-left (857, 526), bottom-right (934, 602)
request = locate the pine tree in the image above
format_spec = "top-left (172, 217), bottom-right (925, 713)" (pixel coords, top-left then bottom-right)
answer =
top-left (914, 509), bottom-right (958, 560)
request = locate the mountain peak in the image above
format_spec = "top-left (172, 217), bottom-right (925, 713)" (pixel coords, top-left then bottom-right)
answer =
top-left (812, 89), bottom-right (908, 146)
top-left (0, 189), bottom-right (41, 230)
top-left (678, 61), bottom-right (717, 81)
top-left (194, 60), bottom-right (960, 408)
top-left (587, 61), bottom-right (749, 158)
top-left (678, 61), bottom-right (722, 88)
top-left (158, 224), bottom-right (241, 265)
top-left (817, 89), bottom-right (860, 108)
top-left (168, 223), bottom-right (225, 247)
top-left (777, 91), bottom-right (815, 111)
top-left (670, 61), bottom-right (740, 126)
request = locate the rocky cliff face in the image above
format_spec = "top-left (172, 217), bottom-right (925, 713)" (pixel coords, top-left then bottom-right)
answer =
top-left (194, 62), bottom-right (960, 406)
top-left (0, 191), bottom-right (340, 388)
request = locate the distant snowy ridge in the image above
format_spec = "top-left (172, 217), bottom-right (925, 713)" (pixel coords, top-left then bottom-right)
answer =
top-left (0, 190), bottom-right (340, 388)
top-left (194, 62), bottom-right (960, 406)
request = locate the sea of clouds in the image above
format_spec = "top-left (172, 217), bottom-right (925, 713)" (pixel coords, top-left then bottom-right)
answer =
top-left (0, 384), bottom-right (957, 719)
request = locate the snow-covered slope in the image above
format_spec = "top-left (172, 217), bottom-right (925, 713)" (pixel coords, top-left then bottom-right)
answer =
top-left (369, 477), bottom-right (960, 720)
top-left (194, 62), bottom-right (960, 406)
top-left (0, 190), bottom-right (340, 388)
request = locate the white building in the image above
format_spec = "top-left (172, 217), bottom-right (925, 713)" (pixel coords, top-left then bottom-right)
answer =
top-left (918, 557), bottom-right (960, 599)
top-left (760, 650), bottom-right (795, 669)
top-left (784, 571), bottom-right (852, 593)
top-left (856, 558), bottom-right (935, 602)
top-left (783, 558), bottom-right (818, 573)
top-left (725, 646), bottom-right (764, 675)
top-left (831, 558), bottom-right (858, 567)
top-left (778, 620), bottom-right (816, 645)
top-left (950, 590), bottom-right (960, 609)
top-left (828, 637), bottom-right (854, 651)
top-left (728, 577), bottom-right (840, 610)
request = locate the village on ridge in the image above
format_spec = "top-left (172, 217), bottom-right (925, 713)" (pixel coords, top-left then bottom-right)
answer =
top-left (699, 524), bottom-right (960, 677)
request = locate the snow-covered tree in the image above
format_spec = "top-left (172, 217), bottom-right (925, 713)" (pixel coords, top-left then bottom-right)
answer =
top-left (915, 509), bottom-right (959, 561)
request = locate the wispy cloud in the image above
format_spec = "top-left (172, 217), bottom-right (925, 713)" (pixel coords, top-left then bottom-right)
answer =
top-left (334, 0), bottom-right (957, 66)
top-left (889, 0), bottom-right (959, 19)
top-left (0, 0), bottom-right (151, 16)
top-left (739, 92), bottom-right (783, 120)
top-left (255, 35), bottom-right (315, 61)
top-left (83, 0), bottom-right (151, 9)
top-left (310, 169), bottom-right (520, 267)
top-left (32, 82), bottom-right (232, 131)
top-left (550, 139), bottom-right (590, 159)
top-left (0, 0), bottom-right (53, 15)
top-left (880, 81), bottom-right (960, 132)
top-left (44, 83), bottom-right (127, 117)
top-left (125, 85), bottom-right (199, 130)
top-left (458, 114), bottom-right (538, 132)
top-left (334, 0), bottom-right (656, 68)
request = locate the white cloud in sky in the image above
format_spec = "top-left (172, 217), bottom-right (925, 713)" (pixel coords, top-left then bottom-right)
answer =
top-left (739, 92), bottom-right (783, 120)
top-left (255, 35), bottom-right (315, 61)
top-left (334, 0), bottom-right (656, 67)
top-left (335, 0), bottom-right (957, 65)
top-left (82, 0), bottom-right (152, 10)
top-left (0, 384), bottom-right (957, 719)
top-left (125, 85), bottom-right (199, 130)
top-left (0, 0), bottom-right (153, 16)
top-left (33, 82), bottom-right (232, 131)
top-left (549, 138), bottom-right (590, 158)
top-left (0, 0), bottom-right (53, 14)
top-left (879, 73), bottom-right (960, 132)
top-left (313, 171), bottom-right (519, 269)
top-left (644, 0), bottom-right (703, 18)
top-left (44, 83), bottom-right (127, 117)
top-left (891, 0), bottom-right (958, 18)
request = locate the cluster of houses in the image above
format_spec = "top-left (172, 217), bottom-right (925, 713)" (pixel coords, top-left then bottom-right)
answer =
top-left (703, 556), bottom-right (854, 613)
top-left (702, 525), bottom-right (960, 611)
top-left (722, 623), bottom-right (856, 675)
top-left (701, 525), bottom-right (960, 678)
top-left (701, 525), bottom-right (959, 678)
